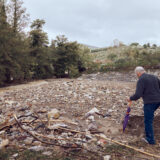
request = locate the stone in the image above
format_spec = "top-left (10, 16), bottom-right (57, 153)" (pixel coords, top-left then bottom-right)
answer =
top-left (24, 137), bottom-right (33, 145)
top-left (42, 151), bottom-right (52, 156)
top-left (97, 139), bottom-right (107, 147)
top-left (5, 100), bottom-right (16, 105)
top-left (48, 123), bottom-right (67, 129)
top-left (88, 116), bottom-right (95, 122)
top-left (32, 141), bottom-right (41, 146)
top-left (48, 109), bottom-right (60, 119)
top-left (0, 139), bottom-right (9, 149)
top-left (103, 155), bottom-right (111, 160)
top-left (61, 133), bottom-right (68, 138)
top-left (1, 71), bottom-right (160, 155)
top-left (85, 134), bottom-right (93, 140)
top-left (85, 107), bottom-right (99, 117)
top-left (90, 138), bottom-right (97, 142)
top-left (88, 122), bottom-right (97, 131)
top-left (12, 153), bottom-right (18, 158)
top-left (99, 134), bottom-right (107, 139)
top-left (61, 140), bottom-right (67, 145)
top-left (68, 132), bottom-right (73, 136)
top-left (29, 146), bottom-right (45, 152)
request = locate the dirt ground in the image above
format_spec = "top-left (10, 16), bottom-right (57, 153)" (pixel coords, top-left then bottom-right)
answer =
top-left (0, 72), bottom-right (160, 160)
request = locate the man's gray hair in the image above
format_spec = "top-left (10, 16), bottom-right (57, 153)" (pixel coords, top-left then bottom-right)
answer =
top-left (135, 66), bottom-right (145, 74)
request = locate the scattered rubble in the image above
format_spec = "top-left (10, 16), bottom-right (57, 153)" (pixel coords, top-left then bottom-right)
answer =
top-left (0, 71), bottom-right (160, 159)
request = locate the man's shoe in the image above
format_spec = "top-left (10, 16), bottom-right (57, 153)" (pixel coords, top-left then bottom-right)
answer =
top-left (141, 138), bottom-right (149, 144)
top-left (141, 138), bottom-right (155, 145)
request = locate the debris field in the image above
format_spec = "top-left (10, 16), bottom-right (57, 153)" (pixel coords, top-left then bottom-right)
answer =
top-left (0, 71), bottom-right (160, 160)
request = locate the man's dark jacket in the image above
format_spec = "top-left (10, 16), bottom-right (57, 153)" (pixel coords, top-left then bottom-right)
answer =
top-left (130, 73), bottom-right (160, 104)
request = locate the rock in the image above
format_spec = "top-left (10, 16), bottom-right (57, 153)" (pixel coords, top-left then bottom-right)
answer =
top-left (48, 123), bottom-right (68, 129)
top-left (0, 139), bottom-right (9, 149)
top-left (97, 139), bottom-right (107, 147)
top-left (32, 141), bottom-right (42, 146)
top-left (24, 137), bottom-right (33, 145)
top-left (47, 134), bottom-right (55, 139)
top-left (108, 109), bottom-right (114, 113)
top-left (61, 140), bottom-right (67, 145)
top-left (42, 151), bottom-right (52, 156)
top-left (68, 132), bottom-right (73, 136)
top-left (85, 134), bottom-right (93, 140)
top-left (85, 107), bottom-right (99, 117)
top-left (48, 109), bottom-right (60, 119)
top-left (99, 134), bottom-right (107, 139)
top-left (2, 71), bottom-right (160, 155)
top-left (96, 98), bottom-right (100, 102)
top-left (5, 100), bottom-right (16, 105)
top-left (12, 153), bottom-right (18, 158)
top-left (103, 155), bottom-right (111, 160)
top-left (83, 143), bottom-right (88, 149)
top-left (88, 122), bottom-right (97, 131)
top-left (32, 100), bottom-right (37, 104)
top-left (88, 116), bottom-right (95, 122)
top-left (29, 146), bottom-right (45, 152)
top-left (0, 131), bottom-right (5, 136)
top-left (90, 138), bottom-right (97, 142)
top-left (61, 133), bottom-right (68, 138)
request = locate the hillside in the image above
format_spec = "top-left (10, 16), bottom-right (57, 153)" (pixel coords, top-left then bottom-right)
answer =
top-left (89, 45), bottom-right (160, 71)
top-left (80, 43), bottom-right (99, 50)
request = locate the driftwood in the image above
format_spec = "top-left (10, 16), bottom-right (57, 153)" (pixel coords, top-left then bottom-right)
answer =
top-left (0, 119), bottom-right (16, 131)
top-left (22, 119), bottom-right (78, 126)
top-left (34, 132), bottom-right (71, 141)
top-left (13, 114), bottom-right (104, 158)
top-left (21, 120), bottom-right (83, 133)
top-left (14, 114), bottom-right (83, 149)
top-left (58, 127), bottom-right (85, 134)
top-left (35, 119), bottom-right (78, 125)
top-left (96, 134), bottom-right (160, 159)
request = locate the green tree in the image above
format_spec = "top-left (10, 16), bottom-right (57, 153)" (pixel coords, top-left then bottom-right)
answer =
top-left (29, 19), bottom-right (53, 79)
top-left (0, 0), bottom-right (10, 85)
top-left (52, 35), bottom-right (90, 78)
top-left (107, 53), bottom-right (117, 61)
top-left (0, 0), bottom-right (20, 84)
top-left (152, 44), bottom-right (157, 48)
top-left (30, 19), bottom-right (48, 48)
top-left (0, 0), bottom-right (31, 86)
top-left (8, 0), bottom-right (31, 81)
top-left (130, 42), bottom-right (139, 46)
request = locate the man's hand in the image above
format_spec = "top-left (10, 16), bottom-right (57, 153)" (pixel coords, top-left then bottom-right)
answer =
top-left (127, 99), bottom-right (132, 106)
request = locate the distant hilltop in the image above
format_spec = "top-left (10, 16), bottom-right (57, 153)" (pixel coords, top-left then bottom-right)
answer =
top-left (80, 43), bottom-right (99, 50)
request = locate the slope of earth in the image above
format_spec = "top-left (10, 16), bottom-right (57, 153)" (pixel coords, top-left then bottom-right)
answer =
top-left (0, 71), bottom-right (160, 160)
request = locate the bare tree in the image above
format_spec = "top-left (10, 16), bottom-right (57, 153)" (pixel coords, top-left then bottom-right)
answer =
top-left (7, 0), bottom-right (29, 32)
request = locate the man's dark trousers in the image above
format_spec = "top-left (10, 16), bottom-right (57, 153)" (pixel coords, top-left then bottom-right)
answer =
top-left (143, 102), bottom-right (160, 144)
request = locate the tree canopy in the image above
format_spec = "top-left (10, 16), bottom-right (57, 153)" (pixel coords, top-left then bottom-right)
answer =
top-left (0, 0), bottom-right (91, 86)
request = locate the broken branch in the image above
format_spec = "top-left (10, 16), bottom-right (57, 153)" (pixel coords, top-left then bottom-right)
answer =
top-left (95, 134), bottom-right (160, 159)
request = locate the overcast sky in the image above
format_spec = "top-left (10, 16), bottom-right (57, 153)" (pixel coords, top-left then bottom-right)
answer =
top-left (23, 0), bottom-right (160, 47)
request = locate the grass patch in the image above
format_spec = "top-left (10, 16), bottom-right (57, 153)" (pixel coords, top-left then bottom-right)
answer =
top-left (105, 144), bottom-right (136, 156)
top-left (0, 147), bottom-right (74, 160)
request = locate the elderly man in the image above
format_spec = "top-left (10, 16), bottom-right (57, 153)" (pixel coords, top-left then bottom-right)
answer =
top-left (129, 66), bottom-right (160, 144)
